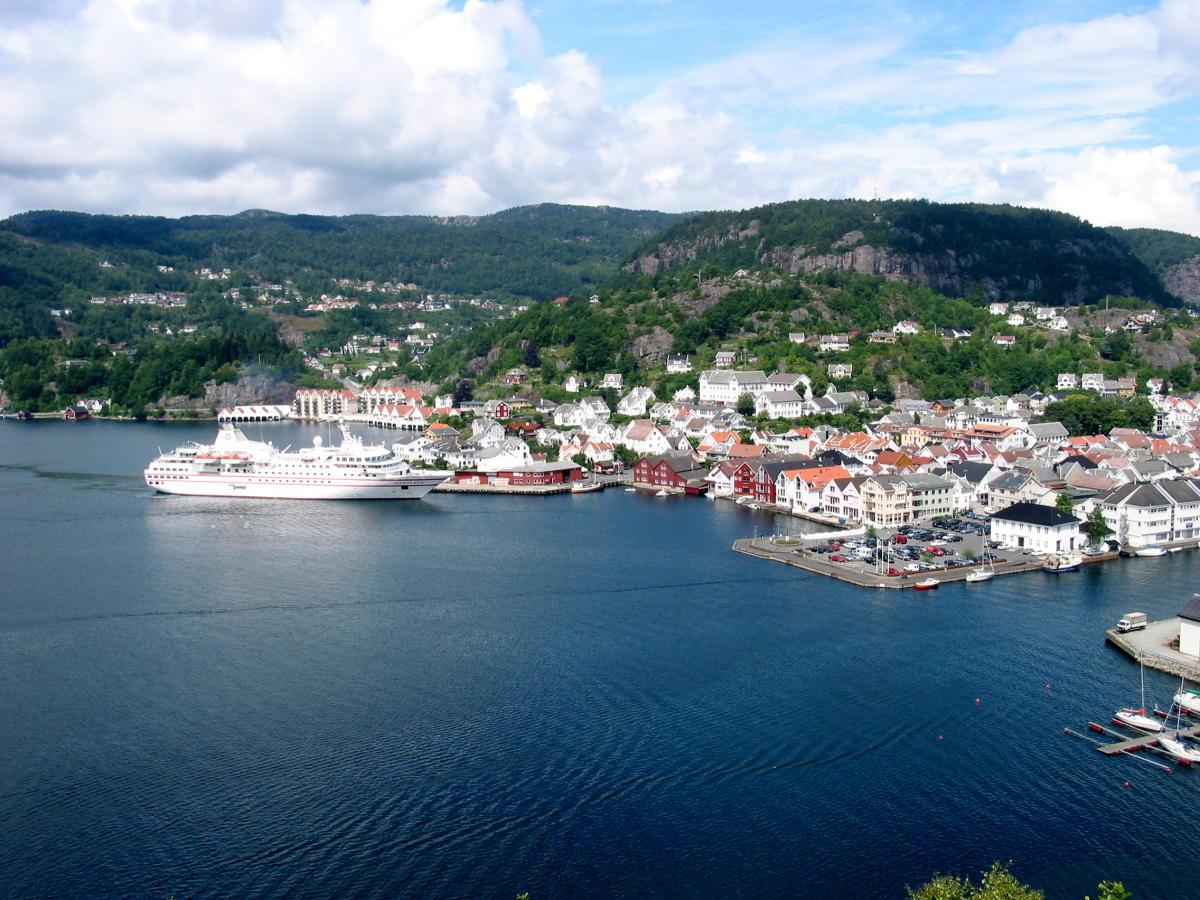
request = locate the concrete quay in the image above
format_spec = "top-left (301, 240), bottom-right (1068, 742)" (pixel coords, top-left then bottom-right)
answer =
top-left (1106, 619), bottom-right (1200, 682)
top-left (435, 482), bottom-right (574, 495)
top-left (434, 474), bottom-right (621, 495)
top-left (733, 536), bottom-right (1117, 590)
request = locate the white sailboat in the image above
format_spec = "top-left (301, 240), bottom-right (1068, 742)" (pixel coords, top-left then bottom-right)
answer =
top-left (1172, 685), bottom-right (1200, 717)
top-left (965, 551), bottom-right (995, 583)
top-left (1114, 662), bottom-right (1164, 733)
top-left (1159, 678), bottom-right (1200, 763)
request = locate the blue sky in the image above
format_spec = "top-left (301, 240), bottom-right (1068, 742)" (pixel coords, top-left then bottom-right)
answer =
top-left (0, 0), bottom-right (1197, 233)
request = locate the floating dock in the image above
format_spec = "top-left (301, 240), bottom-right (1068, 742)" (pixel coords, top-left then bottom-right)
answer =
top-left (1064, 718), bottom-right (1200, 772)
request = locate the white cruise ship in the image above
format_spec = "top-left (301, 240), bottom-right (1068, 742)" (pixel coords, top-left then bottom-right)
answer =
top-left (144, 422), bottom-right (450, 500)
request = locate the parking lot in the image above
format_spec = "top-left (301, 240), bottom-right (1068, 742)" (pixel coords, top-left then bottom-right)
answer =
top-left (803, 515), bottom-right (997, 577)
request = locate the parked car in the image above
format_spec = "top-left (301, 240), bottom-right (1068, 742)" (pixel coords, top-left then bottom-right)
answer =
top-left (829, 554), bottom-right (848, 563)
top-left (892, 535), bottom-right (907, 544)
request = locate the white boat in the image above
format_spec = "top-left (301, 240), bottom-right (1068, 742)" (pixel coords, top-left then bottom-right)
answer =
top-left (655, 489), bottom-right (669, 497)
top-left (965, 553), bottom-right (995, 582)
top-left (570, 479), bottom-right (604, 494)
top-left (1135, 545), bottom-right (1167, 557)
top-left (1157, 678), bottom-right (1200, 762)
top-left (1113, 707), bottom-right (1163, 732)
top-left (1158, 731), bottom-right (1200, 763)
top-left (1114, 663), bottom-right (1163, 732)
top-left (144, 422), bottom-right (450, 500)
top-left (1042, 553), bottom-right (1082, 573)
top-left (913, 578), bottom-right (940, 590)
top-left (1173, 688), bottom-right (1200, 717)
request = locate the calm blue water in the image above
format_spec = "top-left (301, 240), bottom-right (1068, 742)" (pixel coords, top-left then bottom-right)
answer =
top-left (1, 419), bottom-right (1197, 899)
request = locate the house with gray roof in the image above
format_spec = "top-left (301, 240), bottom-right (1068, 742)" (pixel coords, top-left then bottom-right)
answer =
top-left (1026, 421), bottom-right (1069, 445)
top-left (756, 390), bottom-right (805, 419)
top-left (1090, 478), bottom-right (1200, 548)
top-left (987, 470), bottom-right (1055, 511)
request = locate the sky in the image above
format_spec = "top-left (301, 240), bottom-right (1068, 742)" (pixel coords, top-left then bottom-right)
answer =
top-left (0, 0), bottom-right (1198, 234)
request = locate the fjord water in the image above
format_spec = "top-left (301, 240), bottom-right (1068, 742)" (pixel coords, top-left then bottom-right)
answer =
top-left (1, 421), bottom-right (1196, 899)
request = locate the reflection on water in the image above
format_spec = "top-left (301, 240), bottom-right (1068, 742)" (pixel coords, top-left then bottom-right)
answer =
top-left (1, 420), bottom-right (1198, 899)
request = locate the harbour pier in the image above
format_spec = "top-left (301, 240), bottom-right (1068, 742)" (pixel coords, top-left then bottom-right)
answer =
top-left (1105, 619), bottom-right (1200, 681)
top-left (734, 535), bottom-right (1117, 590)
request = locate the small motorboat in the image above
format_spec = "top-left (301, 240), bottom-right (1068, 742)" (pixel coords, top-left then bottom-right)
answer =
top-left (655, 489), bottom-right (669, 497)
top-left (913, 578), bottom-right (940, 590)
top-left (1136, 545), bottom-right (1167, 557)
top-left (1042, 553), bottom-right (1082, 573)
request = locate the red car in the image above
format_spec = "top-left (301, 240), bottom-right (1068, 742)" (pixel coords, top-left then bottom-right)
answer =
top-left (892, 535), bottom-right (907, 544)
top-left (829, 554), bottom-right (848, 562)
top-left (927, 546), bottom-right (945, 556)
top-left (887, 567), bottom-right (901, 576)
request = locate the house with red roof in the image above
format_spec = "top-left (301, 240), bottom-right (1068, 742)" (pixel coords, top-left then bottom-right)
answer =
top-left (777, 465), bottom-right (851, 513)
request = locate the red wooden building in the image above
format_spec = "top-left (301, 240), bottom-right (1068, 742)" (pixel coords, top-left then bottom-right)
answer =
top-left (633, 453), bottom-right (709, 495)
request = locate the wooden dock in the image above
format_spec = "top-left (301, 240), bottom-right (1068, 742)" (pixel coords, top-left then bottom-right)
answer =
top-left (1063, 717), bottom-right (1200, 772)
top-left (1095, 721), bottom-right (1200, 755)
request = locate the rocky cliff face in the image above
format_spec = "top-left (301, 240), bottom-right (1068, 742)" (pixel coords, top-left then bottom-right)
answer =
top-left (159, 373), bottom-right (298, 409)
top-left (629, 228), bottom-right (1147, 304)
top-left (1163, 255), bottom-right (1200, 306)
top-left (629, 326), bottom-right (674, 368)
top-left (627, 222), bottom-right (762, 275)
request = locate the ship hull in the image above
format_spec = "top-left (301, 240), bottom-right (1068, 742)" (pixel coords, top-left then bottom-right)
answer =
top-left (145, 472), bottom-right (448, 500)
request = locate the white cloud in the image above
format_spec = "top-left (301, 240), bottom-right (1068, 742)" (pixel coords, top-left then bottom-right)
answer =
top-left (1043, 146), bottom-right (1200, 234)
top-left (0, 0), bottom-right (1197, 237)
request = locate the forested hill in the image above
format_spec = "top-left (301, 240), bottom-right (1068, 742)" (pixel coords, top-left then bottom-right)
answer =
top-left (0, 204), bottom-right (682, 302)
top-left (622, 199), bottom-right (1177, 307)
top-left (1106, 226), bottom-right (1200, 307)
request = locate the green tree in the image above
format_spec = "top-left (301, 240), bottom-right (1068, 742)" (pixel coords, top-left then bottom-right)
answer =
top-left (907, 862), bottom-right (1043, 899)
top-left (735, 392), bottom-right (756, 416)
top-left (1054, 492), bottom-right (1074, 516)
top-left (1085, 506), bottom-right (1111, 547)
top-left (1088, 882), bottom-right (1131, 900)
